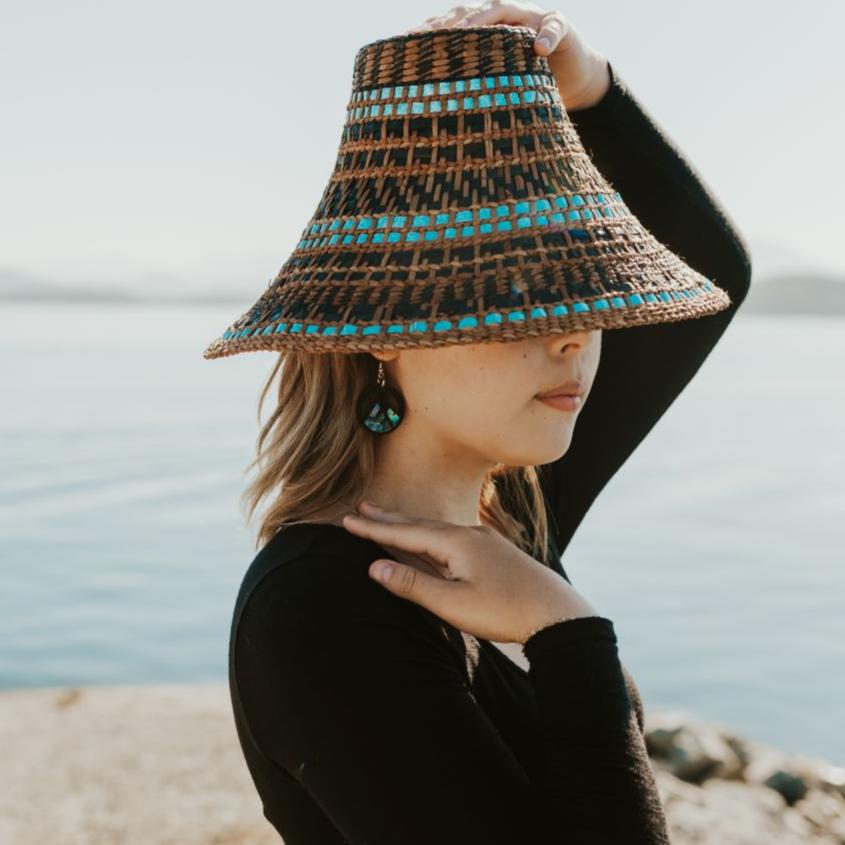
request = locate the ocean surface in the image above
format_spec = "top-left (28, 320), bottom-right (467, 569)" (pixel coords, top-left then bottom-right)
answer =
top-left (1, 301), bottom-right (843, 764)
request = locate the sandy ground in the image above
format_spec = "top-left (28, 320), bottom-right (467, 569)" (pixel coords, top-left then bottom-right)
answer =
top-left (1, 683), bottom-right (278, 845)
top-left (3, 683), bottom-right (843, 845)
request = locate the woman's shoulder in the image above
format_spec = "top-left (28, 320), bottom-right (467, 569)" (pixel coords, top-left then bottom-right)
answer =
top-left (232, 521), bottom-right (460, 656)
top-left (235, 521), bottom-right (379, 615)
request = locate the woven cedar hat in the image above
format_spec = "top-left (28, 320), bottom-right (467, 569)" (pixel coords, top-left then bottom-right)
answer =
top-left (202, 24), bottom-right (731, 360)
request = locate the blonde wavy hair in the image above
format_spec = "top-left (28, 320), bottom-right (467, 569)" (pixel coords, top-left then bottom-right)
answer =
top-left (240, 350), bottom-right (553, 566)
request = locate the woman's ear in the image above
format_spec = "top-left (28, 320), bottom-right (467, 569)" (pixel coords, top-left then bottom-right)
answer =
top-left (370, 350), bottom-right (400, 364)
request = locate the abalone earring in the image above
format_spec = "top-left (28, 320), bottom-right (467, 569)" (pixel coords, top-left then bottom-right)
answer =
top-left (357, 360), bottom-right (405, 434)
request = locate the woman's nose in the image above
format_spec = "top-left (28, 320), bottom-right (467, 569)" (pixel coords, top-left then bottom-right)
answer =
top-left (544, 327), bottom-right (595, 354)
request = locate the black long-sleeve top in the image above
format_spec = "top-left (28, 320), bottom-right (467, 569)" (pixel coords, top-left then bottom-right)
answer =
top-left (228, 59), bottom-right (752, 845)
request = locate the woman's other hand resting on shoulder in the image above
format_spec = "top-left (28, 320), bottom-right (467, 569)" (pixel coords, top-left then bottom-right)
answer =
top-left (342, 499), bottom-right (599, 644)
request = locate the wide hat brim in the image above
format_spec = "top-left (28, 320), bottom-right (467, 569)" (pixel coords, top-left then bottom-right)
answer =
top-left (202, 25), bottom-right (730, 360)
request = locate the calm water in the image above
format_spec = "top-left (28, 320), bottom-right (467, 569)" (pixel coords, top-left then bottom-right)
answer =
top-left (1, 302), bottom-right (843, 764)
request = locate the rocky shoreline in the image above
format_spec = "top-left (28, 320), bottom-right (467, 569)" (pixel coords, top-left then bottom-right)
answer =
top-left (645, 710), bottom-right (844, 844)
top-left (2, 683), bottom-right (843, 844)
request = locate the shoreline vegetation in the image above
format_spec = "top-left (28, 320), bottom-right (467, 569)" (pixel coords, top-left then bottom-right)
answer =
top-left (3, 683), bottom-right (844, 844)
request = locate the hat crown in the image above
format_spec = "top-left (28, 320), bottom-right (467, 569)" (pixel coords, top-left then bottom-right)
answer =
top-left (351, 25), bottom-right (549, 89)
top-left (314, 25), bottom-right (595, 231)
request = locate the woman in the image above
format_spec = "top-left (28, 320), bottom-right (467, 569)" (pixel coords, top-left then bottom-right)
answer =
top-left (205, 6), bottom-right (751, 844)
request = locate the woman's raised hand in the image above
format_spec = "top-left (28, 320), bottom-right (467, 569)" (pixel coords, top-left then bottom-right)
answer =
top-left (403, 2), bottom-right (611, 112)
top-left (342, 500), bottom-right (599, 644)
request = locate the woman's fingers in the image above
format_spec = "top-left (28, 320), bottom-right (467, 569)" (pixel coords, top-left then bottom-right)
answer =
top-left (347, 501), bottom-right (472, 580)
top-left (343, 499), bottom-right (596, 643)
top-left (533, 11), bottom-right (568, 54)
top-left (342, 511), bottom-right (455, 569)
top-left (453, 1), bottom-right (544, 31)
top-left (354, 499), bottom-right (410, 524)
top-left (405, 3), bottom-right (499, 34)
top-left (406, 2), bottom-right (564, 61)
top-left (440, 3), bottom-right (486, 27)
top-left (354, 499), bottom-right (459, 532)
top-left (369, 555), bottom-right (462, 612)
top-left (404, 10), bottom-right (456, 33)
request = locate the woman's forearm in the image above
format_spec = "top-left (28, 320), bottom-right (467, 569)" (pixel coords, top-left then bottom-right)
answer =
top-left (566, 60), bottom-right (752, 295)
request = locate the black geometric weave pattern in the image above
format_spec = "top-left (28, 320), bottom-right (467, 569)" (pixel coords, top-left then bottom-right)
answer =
top-left (203, 25), bottom-right (730, 359)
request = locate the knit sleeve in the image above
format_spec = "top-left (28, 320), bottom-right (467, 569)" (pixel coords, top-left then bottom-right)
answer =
top-left (521, 614), bottom-right (671, 842)
top-left (232, 550), bottom-right (671, 844)
top-left (539, 60), bottom-right (753, 559)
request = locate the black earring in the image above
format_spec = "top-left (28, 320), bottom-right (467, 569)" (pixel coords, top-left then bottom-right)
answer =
top-left (357, 360), bottom-right (405, 434)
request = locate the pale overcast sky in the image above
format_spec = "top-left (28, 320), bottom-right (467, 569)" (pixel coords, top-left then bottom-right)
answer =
top-left (2, 0), bottom-right (842, 296)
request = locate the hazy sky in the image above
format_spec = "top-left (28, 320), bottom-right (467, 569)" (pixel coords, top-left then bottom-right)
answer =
top-left (2, 0), bottom-right (843, 295)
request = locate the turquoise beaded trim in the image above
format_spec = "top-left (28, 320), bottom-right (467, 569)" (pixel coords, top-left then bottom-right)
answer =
top-left (347, 73), bottom-right (558, 121)
top-left (222, 281), bottom-right (717, 341)
top-left (353, 72), bottom-right (554, 101)
top-left (296, 193), bottom-right (625, 250)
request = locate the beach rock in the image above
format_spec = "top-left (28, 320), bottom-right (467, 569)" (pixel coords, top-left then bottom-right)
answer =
top-left (765, 770), bottom-right (811, 805)
top-left (743, 745), bottom-right (825, 805)
top-left (644, 711), bottom-right (747, 783)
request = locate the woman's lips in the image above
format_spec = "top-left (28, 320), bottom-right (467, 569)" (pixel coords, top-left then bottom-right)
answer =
top-left (535, 394), bottom-right (583, 412)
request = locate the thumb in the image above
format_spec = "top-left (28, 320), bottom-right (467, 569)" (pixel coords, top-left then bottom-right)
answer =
top-left (368, 559), bottom-right (447, 608)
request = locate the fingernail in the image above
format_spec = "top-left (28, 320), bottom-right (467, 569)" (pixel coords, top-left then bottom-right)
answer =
top-left (536, 36), bottom-right (551, 51)
top-left (371, 561), bottom-right (393, 582)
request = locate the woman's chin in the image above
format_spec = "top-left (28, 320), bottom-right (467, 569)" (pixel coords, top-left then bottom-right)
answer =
top-left (501, 431), bottom-right (575, 467)
top-left (540, 424), bottom-right (577, 459)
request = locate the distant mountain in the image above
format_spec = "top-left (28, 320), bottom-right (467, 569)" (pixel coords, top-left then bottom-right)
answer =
top-left (0, 268), bottom-right (136, 302)
top-left (2, 266), bottom-right (844, 315)
top-left (743, 272), bottom-right (845, 316)
top-left (0, 268), bottom-right (245, 304)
